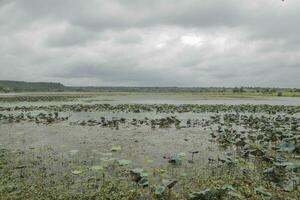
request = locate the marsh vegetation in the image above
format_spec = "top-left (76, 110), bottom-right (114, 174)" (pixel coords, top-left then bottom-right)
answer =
top-left (0, 93), bottom-right (299, 199)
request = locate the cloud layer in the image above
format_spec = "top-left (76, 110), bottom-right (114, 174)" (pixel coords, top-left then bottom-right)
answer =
top-left (0, 0), bottom-right (299, 87)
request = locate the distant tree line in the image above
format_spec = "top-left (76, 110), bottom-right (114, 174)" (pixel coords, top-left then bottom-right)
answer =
top-left (0, 85), bottom-right (11, 93)
top-left (231, 87), bottom-right (300, 96)
top-left (0, 80), bottom-right (65, 92)
top-left (0, 80), bottom-right (300, 95)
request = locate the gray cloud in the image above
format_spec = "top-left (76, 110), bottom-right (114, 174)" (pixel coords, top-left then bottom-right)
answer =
top-left (44, 25), bottom-right (97, 47)
top-left (0, 0), bottom-right (299, 87)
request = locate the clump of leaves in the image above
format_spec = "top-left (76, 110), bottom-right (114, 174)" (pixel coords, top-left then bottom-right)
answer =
top-left (155, 185), bottom-right (166, 196)
top-left (168, 155), bottom-right (182, 165)
top-left (130, 168), bottom-right (149, 187)
top-left (154, 179), bottom-right (178, 197)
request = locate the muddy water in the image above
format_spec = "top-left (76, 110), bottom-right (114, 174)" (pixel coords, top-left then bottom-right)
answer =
top-left (86, 95), bottom-right (300, 105)
top-left (0, 93), bottom-right (299, 173)
top-left (0, 123), bottom-right (221, 170)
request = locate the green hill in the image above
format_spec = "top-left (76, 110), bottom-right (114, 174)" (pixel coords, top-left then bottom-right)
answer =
top-left (0, 80), bottom-right (65, 92)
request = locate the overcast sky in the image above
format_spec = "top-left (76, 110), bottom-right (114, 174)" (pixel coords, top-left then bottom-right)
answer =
top-left (0, 0), bottom-right (299, 87)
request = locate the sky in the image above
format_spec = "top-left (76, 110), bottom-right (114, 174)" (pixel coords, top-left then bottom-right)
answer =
top-left (0, 0), bottom-right (299, 87)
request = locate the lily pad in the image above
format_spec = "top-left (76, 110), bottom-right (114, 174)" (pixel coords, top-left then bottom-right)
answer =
top-left (159, 168), bottom-right (166, 174)
top-left (189, 189), bottom-right (212, 200)
top-left (100, 152), bottom-right (113, 156)
top-left (90, 165), bottom-right (103, 171)
top-left (162, 179), bottom-right (178, 189)
top-left (180, 172), bottom-right (188, 177)
top-left (276, 142), bottom-right (296, 153)
top-left (146, 159), bottom-right (154, 163)
top-left (155, 185), bottom-right (166, 196)
top-left (69, 150), bottom-right (79, 154)
top-left (130, 168), bottom-right (144, 182)
top-left (138, 177), bottom-right (149, 187)
top-left (72, 170), bottom-right (83, 175)
top-left (178, 152), bottom-right (186, 158)
top-left (131, 168), bottom-right (144, 174)
top-left (129, 168), bottom-right (149, 187)
top-left (118, 159), bottom-right (132, 166)
top-left (222, 184), bottom-right (235, 191)
top-left (168, 155), bottom-right (182, 165)
top-left (286, 163), bottom-right (300, 171)
top-left (249, 149), bottom-right (265, 157)
top-left (254, 187), bottom-right (272, 197)
top-left (111, 145), bottom-right (122, 152)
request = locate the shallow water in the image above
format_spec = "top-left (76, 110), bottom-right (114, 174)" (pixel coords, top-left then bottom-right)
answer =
top-left (88, 95), bottom-right (300, 105)
top-left (0, 123), bottom-right (220, 169)
top-left (1, 93), bottom-right (300, 107)
top-left (1, 94), bottom-right (299, 199)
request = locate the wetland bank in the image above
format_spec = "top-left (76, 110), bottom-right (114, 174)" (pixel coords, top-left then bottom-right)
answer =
top-left (0, 93), bottom-right (299, 199)
top-left (2, 0), bottom-right (300, 199)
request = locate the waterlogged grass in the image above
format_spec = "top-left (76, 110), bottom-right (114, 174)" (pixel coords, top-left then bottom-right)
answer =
top-left (0, 146), bottom-right (299, 200)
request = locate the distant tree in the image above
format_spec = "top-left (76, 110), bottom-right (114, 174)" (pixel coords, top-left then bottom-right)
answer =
top-left (233, 87), bottom-right (240, 93)
top-left (262, 88), bottom-right (270, 94)
top-left (0, 86), bottom-right (11, 93)
top-left (239, 87), bottom-right (245, 93)
top-left (277, 92), bottom-right (283, 96)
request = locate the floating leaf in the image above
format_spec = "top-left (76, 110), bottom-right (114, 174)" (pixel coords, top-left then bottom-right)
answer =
top-left (131, 168), bottom-right (144, 174)
top-left (189, 151), bottom-right (199, 154)
top-left (69, 150), bottom-right (79, 154)
top-left (162, 179), bottom-right (178, 189)
top-left (100, 152), bottom-right (113, 156)
top-left (282, 179), bottom-right (295, 192)
top-left (90, 165), bottom-right (103, 171)
top-left (227, 191), bottom-right (242, 199)
top-left (130, 168), bottom-right (143, 182)
top-left (249, 149), bottom-right (265, 157)
top-left (222, 184), bottom-right (235, 191)
top-left (180, 172), bottom-right (187, 177)
top-left (276, 142), bottom-right (296, 153)
top-left (189, 189), bottom-right (211, 200)
top-left (168, 155), bottom-right (182, 165)
top-left (178, 152), bottom-right (186, 158)
top-left (155, 185), bottom-right (166, 196)
top-left (111, 145), bottom-right (122, 152)
top-left (146, 159), bottom-right (154, 163)
top-left (138, 177), bottom-right (149, 187)
top-left (129, 168), bottom-right (149, 187)
top-left (286, 163), bottom-right (300, 171)
top-left (72, 170), bottom-right (83, 175)
top-left (254, 187), bottom-right (272, 197)
top-left (118, 159), bottom-right (131, 166)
